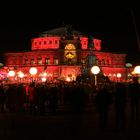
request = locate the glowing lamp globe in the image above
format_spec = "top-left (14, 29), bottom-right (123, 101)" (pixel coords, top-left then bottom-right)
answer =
top-left (29, 67), bottom-right (38, 75)
top-left (42, 72), bottom-right (47, 77)
top-left (66, 77), bottom-right (71, 82)
top-left (41, 77), bottom-right (46, 82)
top-left (91, 66), bottom-right (100, 75)
top-left (8, 70), bottom-right (15, 77)
top-left (134, 66), bottom-right (140, 74)
top-left (117, 73), bottom-right (122, 78)
top-left (18, 72), bottom-right (24, 78)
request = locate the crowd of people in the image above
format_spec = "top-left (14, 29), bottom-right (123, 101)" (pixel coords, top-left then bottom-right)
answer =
top-left (0, 77), bottom-right (140, 131)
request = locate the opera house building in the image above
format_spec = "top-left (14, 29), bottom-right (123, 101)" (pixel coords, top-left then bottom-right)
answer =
top-left (1, 26), bottom-right (127, 83)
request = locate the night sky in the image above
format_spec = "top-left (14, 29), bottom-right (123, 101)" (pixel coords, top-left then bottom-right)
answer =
top-left (0, 7), bottom-right (140, 64)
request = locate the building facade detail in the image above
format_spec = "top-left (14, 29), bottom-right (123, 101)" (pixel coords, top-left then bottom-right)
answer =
top-left (3, 26), bottom-right (127, 82)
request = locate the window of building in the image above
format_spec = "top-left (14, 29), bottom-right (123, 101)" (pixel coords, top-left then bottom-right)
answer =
top-left (37, 58), bottom-right (42, 65)
top-left (24, 59), bottom-right (28, 65)
top-left (81, 59), bottom-right (85, 64)
top-left (54, 58), bottom-right (59, 65)
top-left (39, 41), bottom-right (41, 45)
top-left (55, 40), bottom-right (58, 44)
top-left (31, 59), bottom-right (35, 66)
top-left (97, 60), bottom-right (101, 65)
top-left (96, 59), bottom-right (99, 65)
top-left (84, 41), bottom-right (86, 45)
top-left (101, 59), bottom-right (105, 65)
top-left (106, 59), bottom-right (110, 65)
top-left (49, 40), bottom-right (52, 44)
top-left (54, 71), bottom-right (58, 77)
top-left (44, 41), bottom-right (46, 44)
top-left (46, 58), bottom-right (50, 64)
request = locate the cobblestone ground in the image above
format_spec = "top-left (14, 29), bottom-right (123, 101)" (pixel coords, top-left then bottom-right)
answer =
top-left (0, 99), bottom-right (140, 140)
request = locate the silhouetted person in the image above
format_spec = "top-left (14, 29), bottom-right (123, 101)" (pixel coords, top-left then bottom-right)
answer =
top-left (114, 83), bottom-right (127, 130)
top-left (28, 82), bottom-right (37, 114)
top-left (49, 85), bottom-right (58, 115)
top-left (0, 85), bottom-right (5, 112)
top-left (71, 84), bottom-right (85, 114)
top-left (37, 85), bottom-right (47, 115)
top-left (129, 77), bottom-right (140, 120)
top-left (95, 86), bottom-right (112, 130)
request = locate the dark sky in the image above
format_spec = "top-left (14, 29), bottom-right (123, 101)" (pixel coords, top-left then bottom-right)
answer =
top-left (0, 7), bottom-right (140, 64)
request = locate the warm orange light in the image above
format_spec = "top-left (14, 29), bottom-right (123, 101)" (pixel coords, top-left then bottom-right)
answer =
top-left (18, 71), bottom-right (24, 78)
top-left (134, 66), bottom-right (140, 74)
top-left (117, 73), bottom-right (121, 78)
top-left (66, 77), bottom-right (71, 82)
top-left (91, 66), bottom-right (100, 75)
top-left (41, 77), bottom-right (46, 82)
top-left (131, 71), bottom-right (135, 75)
top-left (42, 72), bottom-right (47, 77)
top-left (8, 70), bottom-right (15, 77)
top-left (29, 67), bottom-right (38, 75)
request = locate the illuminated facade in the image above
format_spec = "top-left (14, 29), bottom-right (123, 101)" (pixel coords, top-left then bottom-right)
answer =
top-left (3, 26), bottom-right (127, 82)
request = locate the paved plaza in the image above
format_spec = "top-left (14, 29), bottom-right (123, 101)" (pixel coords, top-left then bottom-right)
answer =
top-left (0, 100), bottom-right (140, 140)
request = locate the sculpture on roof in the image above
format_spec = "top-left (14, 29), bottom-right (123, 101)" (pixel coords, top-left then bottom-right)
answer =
top-left (65, 25), bottom-right (73, 40)
top-left (88, 35), bottom-right (94, 49)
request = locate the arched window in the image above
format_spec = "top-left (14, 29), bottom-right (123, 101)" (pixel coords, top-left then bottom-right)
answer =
top-left (37, 57), bottom-right (42, 65)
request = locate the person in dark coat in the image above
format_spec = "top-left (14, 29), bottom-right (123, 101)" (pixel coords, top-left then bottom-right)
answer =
top-left (114, 83), bottom-right (127, 130)
top-left (95, 85), bottom-right (112, 130)
top-left (129, 77), bottom-right (140, 120)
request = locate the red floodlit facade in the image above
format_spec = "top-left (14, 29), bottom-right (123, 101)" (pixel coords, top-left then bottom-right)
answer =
top-left (3, 26), bottom-right (127, 82)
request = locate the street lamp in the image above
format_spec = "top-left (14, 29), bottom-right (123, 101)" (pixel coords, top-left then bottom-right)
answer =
top-left (91, 65), bottom-right (100, 86)
top-left (41, 77), bottom-right (47, 82)
top-left (134, 65), bottom-right (140, 74)
top-left (125, 63), bottom-right (133, 82)
top-left (17, 71), bottom-right (24, 82)
top-left (8, 70), bottom-right (15, 77)
top-left (134, 65), bottom-right (140, 83)
top-left (29, 67), bottom-right (38, 82)
top-left (117, 73), bottom-right (122, 82)
top-left (17, 71), bottom-right (24, 78)
top-left (7, 70), bottom-right (16, 83)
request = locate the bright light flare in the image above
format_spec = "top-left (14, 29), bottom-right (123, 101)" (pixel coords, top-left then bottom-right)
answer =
top-left (18, 71), bottom-right (24, 78)
top-left (41, 77), bottom-right (46, 82)
top-left (8, 70), bottom-right (15, 77)
top-left (29, 67), bottom-right (38, 75)
top-left (117, 73), bottom-right (122, 78)
top-left (91, 66), bottom-right (100, 75)
top-left (134, 66), bottom-right (140, 74)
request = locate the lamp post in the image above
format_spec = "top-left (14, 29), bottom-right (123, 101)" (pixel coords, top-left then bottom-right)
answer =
top-left (17, 71), bottom-right (24, 83)
top-left (91, 65), bottom-right (100, 86)
top-left (134, 65), bottom-right (140, 74)
top-left (116, 73), bottom-right (122, 82)
top-left (8, 70), bottom-right (15, 77)
top-left (134, 65), bottom-right (140, 82)
top-left (7, 70), bottom-right (15, 83)
top-left (126, 63), bottom-right (133, 82)
top-left (29, 67), bottom-right (38, 82)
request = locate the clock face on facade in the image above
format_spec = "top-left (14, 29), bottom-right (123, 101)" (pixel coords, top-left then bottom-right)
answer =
top-left (65, 44), bottom-right (75, 50)
top-left (65, 44), bottom-right (76, 59)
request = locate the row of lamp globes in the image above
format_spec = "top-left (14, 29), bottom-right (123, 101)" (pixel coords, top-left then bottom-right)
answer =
top-left (8, 70), bottom-right (24, 78)
top-left (7, 67), bottom-right (47, 82)
top-left (90, 65), bottom-right (140, 84)
top-left (90, 65), bottom-right (122, 85)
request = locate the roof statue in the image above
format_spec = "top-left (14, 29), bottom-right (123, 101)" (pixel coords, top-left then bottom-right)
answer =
top-left (88, 35), bottom-right (94, 49)
top-left (65, 25), bottom-right (73, 40)
top-left (39, 26), bottom-right (84, 37)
